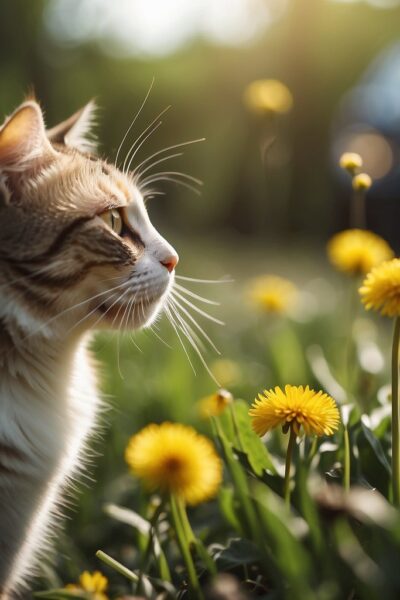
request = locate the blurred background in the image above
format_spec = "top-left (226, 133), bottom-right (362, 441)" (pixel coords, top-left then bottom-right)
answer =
top-left (2, 0), bottom-right (400, 588)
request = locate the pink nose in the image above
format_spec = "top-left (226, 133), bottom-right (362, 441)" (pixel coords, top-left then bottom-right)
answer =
top-left (160, 253), bottom-right (179, 273)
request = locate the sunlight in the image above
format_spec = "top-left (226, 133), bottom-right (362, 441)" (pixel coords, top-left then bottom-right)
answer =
top-left (44, 0), bottom-right (287, 56)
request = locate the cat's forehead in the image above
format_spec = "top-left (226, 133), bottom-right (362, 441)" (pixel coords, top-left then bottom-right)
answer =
top-left (27, 151), bottom-right (144, 215)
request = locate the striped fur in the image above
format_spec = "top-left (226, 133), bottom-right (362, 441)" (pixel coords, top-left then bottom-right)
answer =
top-left (0, 99), bottom-right (178, 597)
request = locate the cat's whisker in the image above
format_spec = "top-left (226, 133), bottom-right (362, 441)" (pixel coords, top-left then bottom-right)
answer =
top-left (132, 137), bottom-right (205, 178)
top-left (123, 105), bottom-right (171, 174)
top-left (140, 171), bottom-right (203, 187)
top-left (164, 302), bottom-right (196, 375)
top-left (125, 290), bottom-right (143, 353)
top-left (133, 153), bottom-right (184, 183)
top-left (140, 176), bottom-right (201, 197)
top-left (171, 288), bottom-right (224, 325)
top-left (115, 76), bottom-right (155, 168)
top-left (149, 321), bottom-right (172, 349)
top-left (170, 300), bottom-right (207, 353)
top-left (175, 274), bottom-right (233, 284)
top-left (124, 120), bottom-right (163, 176)
top-left (173, 282), bottom-right (220, 306)
top-left (169, 294), bottom-right (220, 354)
top-left (168, 297), bottom-right (219, 385)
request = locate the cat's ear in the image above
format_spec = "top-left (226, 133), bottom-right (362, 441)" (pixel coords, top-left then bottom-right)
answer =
top-left (0, 101), bottom-right (56, 171)
top-left (46, 100), bottom-right (98, 153)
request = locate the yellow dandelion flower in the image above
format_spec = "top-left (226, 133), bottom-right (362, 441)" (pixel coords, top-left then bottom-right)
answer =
top-left (66, 571), bottom-right (108, 600)
top-left (327, 229), bottom-right (393, 276)
top-left (359, 258), bottom-right (400, 317)
top-left (199, 389), bottom-right (233, 418)
top-left (352, 173), bottom-right (372, 191)
top-left (339, 152), bottom-right (363, 174)
top-left (248, 275), bottom-right (297, 315)
top-left (125, 422), bottom-right (222, 505)
top-left (244, 79), bottom-right (293, 115)
top-left (249, 384), bottom-right (340, 437)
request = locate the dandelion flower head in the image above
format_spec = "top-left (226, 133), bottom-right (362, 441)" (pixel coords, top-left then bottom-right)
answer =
top-left (66, 571), bottom-right (108, 600)
top-left (249, 275), bottom-right (297, 315)
top-left (353, 173), bottom-right (372, 191)
top-left (125, 422), bottom-right (222, 505)
top-left (249, 384), bottom-right (340, 437)
top-left (244, 79), bottom-right (293, 115)
top-left (327, 229), bottom-right (393, 276)
top-left (339, 152), bottom-right (363, 174)
top-left (360, 258), bottom-right (400, 317)
top-left (199, 388), bottom-right (233, 418)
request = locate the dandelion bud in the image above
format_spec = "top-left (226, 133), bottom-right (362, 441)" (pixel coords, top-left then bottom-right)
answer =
top-left (352, 173), bottom-right (372, 191)
top-left (339, 152), bottom-right (363, 174)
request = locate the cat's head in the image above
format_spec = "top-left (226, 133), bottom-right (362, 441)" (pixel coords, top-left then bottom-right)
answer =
top-left (0, 99), bottom-right (178, 338)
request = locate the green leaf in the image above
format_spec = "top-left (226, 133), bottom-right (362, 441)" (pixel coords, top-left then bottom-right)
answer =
top-left (211, 537), bottom-right (262, 570)
top-left (231, 400), bottom-right (277, 475)
top-left (360, 419), bottom-right (391, 474)
top-left (218, 486), bottom-right (243, 534)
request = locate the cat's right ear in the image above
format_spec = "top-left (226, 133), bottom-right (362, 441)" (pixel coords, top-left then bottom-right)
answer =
top-left (46, 101), bottom-right (97, 153)
top-left (0, 101), bottom-right (56, 172)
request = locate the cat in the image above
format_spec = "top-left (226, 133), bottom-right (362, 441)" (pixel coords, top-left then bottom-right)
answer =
top-left (0, 98), bottom-right (179, 598)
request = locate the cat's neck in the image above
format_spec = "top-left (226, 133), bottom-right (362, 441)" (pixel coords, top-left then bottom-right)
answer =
top-left (0, 316), bottom-right (81, 380)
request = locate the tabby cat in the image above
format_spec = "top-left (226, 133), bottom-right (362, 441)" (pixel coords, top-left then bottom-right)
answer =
top-left (0, 98), bottom-right (179, 597)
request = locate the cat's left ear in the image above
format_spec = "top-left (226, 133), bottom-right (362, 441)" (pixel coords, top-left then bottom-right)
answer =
top-left (0, 100), bottom-right (56, 171)
top-left (46, 100), bottom-right (98, 154)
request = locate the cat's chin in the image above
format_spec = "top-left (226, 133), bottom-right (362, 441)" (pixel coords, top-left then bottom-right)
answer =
top-left (93, 294), bottom-right (166, 331)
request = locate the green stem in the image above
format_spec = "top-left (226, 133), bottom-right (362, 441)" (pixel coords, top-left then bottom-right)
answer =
top-left (343, 426), bottom-right (350, 493)
top-left (229, 403), bottom-right (244, 451)
top-left (392, 316), bottom-right (400, 506)
top-left (176, 497), bottom-right (217, 576)
top-left (96, 550), bottom-right (138, 582)
top-left (169, 494), bottom-right (204, 599)
top-left (284, 427), bottom-right (297, 508)
top-left (351, 189), bottom-right (366, 229)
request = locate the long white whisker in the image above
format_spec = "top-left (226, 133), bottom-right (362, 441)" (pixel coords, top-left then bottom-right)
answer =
top-left (140, 176), bottom-right (201, 196)
top-left (115, 76), bottom-right (155, 167)
top-left (169, 299), bottom-right (219, 385)
top-left (171, 289), bottom-right (224, 325)
top-left (140, 171), bottom-right (203, 187)
top-left (124, 120), bottom-right (163, 175)
top-left (123, 105), bottom-right (171, 174)
top-left (170, 300), bottom-right (207, 352)
top-left (165, 303), bottom-right (196, 375)
top-left (134, 153), bottom-right (183, 182)
top-left (149, 322), bottom-right (172, 349)
top-left (169, 295), bottom-right (220, 354)
top-left (132, 138), bottom-right (205, 178)
top-left (175, 275), bottom-right (233, 284)
top-left (173, 283), bottom-right (219, 306)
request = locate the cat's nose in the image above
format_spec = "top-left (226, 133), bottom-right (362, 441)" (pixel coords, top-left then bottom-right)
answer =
top-left (160, 252), bottom-right (179, 273)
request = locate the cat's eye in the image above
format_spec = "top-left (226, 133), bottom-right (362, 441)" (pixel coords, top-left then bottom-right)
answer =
top-left (100, 208), bottom-right (123, 235)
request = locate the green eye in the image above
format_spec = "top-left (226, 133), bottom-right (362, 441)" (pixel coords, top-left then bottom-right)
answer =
top-left (100, 208), bottom-right (123, 235)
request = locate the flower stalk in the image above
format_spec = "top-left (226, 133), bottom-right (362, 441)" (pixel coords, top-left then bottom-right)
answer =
top-left (343, 426), bottom-right (351, 493)
top-left (169, 494), bottom-right (204, 599)
top-left (284, 426), bottom-right (297, 507)
top-left (392, 316), bottom-right (400, 506)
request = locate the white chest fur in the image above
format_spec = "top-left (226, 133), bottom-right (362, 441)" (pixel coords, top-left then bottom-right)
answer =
top-left (0, 330), bottom-right (99, 597)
